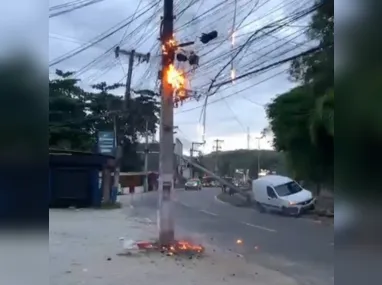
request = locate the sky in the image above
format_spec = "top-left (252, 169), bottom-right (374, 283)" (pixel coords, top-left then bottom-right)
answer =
top-left (48, 0), bottom-right (315, 154)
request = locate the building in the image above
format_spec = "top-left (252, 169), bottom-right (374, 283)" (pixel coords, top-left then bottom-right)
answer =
top-left (49, 149), bottom-right (115, 208)
top-left (135, 139), bottom-right (185, 186)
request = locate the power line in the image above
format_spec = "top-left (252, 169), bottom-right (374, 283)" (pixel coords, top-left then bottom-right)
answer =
top-left (196, 2), bottom-right (317, 133)
top-left (73, 2), bottom-right (163, 79)
top-left (212, 45), bottom-right (325, 89)
top-left (207, 2), bottom-right (322, 93)
top-left (119, 0), bottom-right (145, 44)
top-left (49, 0), bottom-right (160, 67)
top-left (50, 0), bottom-right (93, 11)
top-left (49, 0), bottom-right (105, 18)
top-left (176, 67), bottom-right (288, 115)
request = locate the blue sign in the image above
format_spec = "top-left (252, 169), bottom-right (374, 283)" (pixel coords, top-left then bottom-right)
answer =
top-left (98, 131), bottom-right (115, 155)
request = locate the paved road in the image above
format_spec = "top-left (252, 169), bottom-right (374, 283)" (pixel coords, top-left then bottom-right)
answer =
top-left (124, 187), bottom-right (333, 285)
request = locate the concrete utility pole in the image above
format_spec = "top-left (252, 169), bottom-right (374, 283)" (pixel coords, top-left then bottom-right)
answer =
top-left (189, 142), bottom-right (203, 178)
top-left (256, 136), bottom-right (261, 176)
top-left (113, 47), bottom-right (150, 196)
top-left (143, 120), bottom-right (150, 192)
top-left (247, 127), bottom-right (250, 150)
top-left (213, 139), bottom-right (224, 174)
top-left (158, 0), bottom-right (175, 246)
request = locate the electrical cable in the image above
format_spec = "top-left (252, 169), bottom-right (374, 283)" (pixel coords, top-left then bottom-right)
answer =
top-left (50, 0), bottom-right (93, 11)
top-left (176, 67), bottom-right (289, 115)
top-left (212, 44), bottom-right (326, 89)
top-left (50, 0), bottom-right (105, 18)
top-left (206, 2), bottom-right (322, 94)
top-left (119, 0), bottom-right (145, 44)
top-left (73, 4), bottom-right (162, 78)
top-left (49, 0), bottom-right (160, 67)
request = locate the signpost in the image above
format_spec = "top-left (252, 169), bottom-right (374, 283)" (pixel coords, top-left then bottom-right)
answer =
top-left (98, 131), bottom-right (115, 155)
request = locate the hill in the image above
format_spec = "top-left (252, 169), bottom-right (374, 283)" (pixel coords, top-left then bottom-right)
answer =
top-left (199, 149), bottom-right (288, 178)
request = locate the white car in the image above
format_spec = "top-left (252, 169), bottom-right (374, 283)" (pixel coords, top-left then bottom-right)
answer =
top-left (252, 175), bottom-right (315, 216)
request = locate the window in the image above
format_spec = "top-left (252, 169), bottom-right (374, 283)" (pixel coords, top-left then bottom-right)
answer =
top-left (267, 186), bottom-right (277, 198)
top-left (274, 181), bottom-right (303, 197)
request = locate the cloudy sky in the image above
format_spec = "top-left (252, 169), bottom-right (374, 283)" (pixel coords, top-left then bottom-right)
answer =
top-left (48, 0), bottom-right (315, 154)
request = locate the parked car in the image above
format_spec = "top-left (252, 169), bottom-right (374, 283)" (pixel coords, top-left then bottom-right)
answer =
top-left (185, 178), bottom-right (202, 191)
top-left (252, 175), bottom-right (315, 216)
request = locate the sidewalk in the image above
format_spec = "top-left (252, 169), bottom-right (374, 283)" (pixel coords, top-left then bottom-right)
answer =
top-left (49, 207), bottom-right (299, 285)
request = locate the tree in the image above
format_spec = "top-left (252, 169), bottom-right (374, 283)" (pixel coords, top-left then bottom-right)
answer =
top-left (49, 70), bottom-right (93, 150)
top-left (200, 149), bottom-right (284, 178)
top-left (219, 160), bottom-right (232, 177)
top-left (87, 82), bottom-right (160, 172)
top-left (289, 0), bottom-right (334, 94)
top-left (49, 71), bottom-right (160, 172)
top-left (265, 0), bottom-right (334, 194)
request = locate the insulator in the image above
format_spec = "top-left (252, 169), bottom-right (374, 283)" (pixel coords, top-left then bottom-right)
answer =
top-left (188, 53), bottom-right (199, 66)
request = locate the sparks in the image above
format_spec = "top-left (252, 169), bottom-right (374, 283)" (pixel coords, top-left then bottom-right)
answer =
top-left (231, 68), bottom-right (236, 81)
top-left (162, 35), bottom-right (178, 55)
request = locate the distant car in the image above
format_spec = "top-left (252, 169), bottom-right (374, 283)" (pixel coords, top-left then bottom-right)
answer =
top-left (185, 179), bottom-right (202, 191)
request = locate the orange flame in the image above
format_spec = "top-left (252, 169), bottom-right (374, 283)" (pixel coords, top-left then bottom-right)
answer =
top-left (162, 36), bottom-right (178, 55)
top-left (166, 64), bottom-right (185, 90)
top-left (177, 240), bottom-right (204, 253)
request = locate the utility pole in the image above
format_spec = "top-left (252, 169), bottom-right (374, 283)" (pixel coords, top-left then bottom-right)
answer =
top-left (213, 139), bottom-right (224, 174)
top-left (113, 47), bottom-right (150, 198)
top-left (256, 136), bottom-right (261, 177)
top-left (158, 0), bottom-right (175, 246)
top-left (247, 127), bottom-right (250, 150)
top-left (143, 120), bottom-right (149, 192)
top-left (189, 141), bottom-right (203, 178)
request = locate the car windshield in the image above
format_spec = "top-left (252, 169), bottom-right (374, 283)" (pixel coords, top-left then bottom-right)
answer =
top-left (274, 181), bottom-right (303, 197)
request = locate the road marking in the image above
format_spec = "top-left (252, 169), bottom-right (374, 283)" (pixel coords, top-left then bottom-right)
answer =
top-left (199, 209), bottom-right (218, 216)
top-left (241, 222), bottom-right (277, 233)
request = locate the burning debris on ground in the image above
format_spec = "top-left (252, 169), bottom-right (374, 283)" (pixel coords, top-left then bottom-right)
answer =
top-left (118, 238), bottom-right (205, 259)
top-left (136, 240), bottom-right (205, 258)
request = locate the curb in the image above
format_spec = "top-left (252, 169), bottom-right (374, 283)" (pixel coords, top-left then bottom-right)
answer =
top-left (214, 194), bottom-right (235, 206)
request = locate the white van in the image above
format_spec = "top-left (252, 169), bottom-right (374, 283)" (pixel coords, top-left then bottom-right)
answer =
top-left (252, 175), bottom-right (315, 216)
